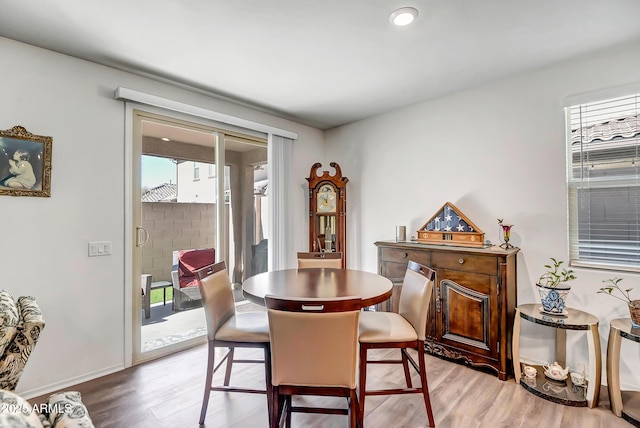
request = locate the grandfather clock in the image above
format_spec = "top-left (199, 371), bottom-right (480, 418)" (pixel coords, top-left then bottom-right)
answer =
top-left (307, 162), bottom-right (348, 268)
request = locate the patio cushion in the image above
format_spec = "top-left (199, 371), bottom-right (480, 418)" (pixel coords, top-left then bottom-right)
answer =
top-left (178, 248), bottom-right (215, 289)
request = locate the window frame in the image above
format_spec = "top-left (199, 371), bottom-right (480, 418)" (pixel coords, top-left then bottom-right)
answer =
top-left (193, 161), bottom-right (200, 181)
top-left (566, 93), bottom-right (640, 273)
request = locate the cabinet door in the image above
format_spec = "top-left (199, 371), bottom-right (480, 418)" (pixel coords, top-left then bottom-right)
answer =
top-left (435, 269), bottom-right (499, 358)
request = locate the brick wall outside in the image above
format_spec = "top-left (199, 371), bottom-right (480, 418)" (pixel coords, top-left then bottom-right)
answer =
top-left (141, 202), bottom-right (217, 282)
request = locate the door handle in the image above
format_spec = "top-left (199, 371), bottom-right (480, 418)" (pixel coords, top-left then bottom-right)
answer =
top-left (136, 227), bottom-right (149, 247)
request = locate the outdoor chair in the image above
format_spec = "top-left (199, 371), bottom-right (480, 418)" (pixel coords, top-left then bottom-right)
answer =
top-left (171, 247), bottom-right (215, 311)
top-left (358, 260), bottom-right (436, 426)
top-left (266, 295), bottom-right (362, 428)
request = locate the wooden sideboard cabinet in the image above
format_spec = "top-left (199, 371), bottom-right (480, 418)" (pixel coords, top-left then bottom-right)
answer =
top-left (375, 240), bottom-right (519, 380)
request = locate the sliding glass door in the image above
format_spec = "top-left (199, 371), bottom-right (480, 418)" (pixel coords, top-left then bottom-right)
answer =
top-left (131, 110), bottom-right (268, 364)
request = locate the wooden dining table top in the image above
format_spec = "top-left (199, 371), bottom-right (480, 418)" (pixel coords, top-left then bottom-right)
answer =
top-left (242, 268), bottom-right (393, 308)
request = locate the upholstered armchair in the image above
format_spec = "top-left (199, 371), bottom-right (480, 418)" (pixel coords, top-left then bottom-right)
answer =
top-left (0, 290), bottom-right (94, 427)
top-left (171, 248), bottom-right (215, 311)
top-left (0, 291), bottom-right (44, 392)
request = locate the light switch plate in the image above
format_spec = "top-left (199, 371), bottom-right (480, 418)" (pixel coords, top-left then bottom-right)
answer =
top-left (89, 241), bottom-right (112, 257)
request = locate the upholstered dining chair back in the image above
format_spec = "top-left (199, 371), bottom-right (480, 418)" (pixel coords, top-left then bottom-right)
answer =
top-left (266, 295), bottom-right (360, 388)
top-left (398, 260), bottom-right (435, 341)
top-left (266, 295), bottom-right (362, 427)
top-left (195, 261), bottom-right (235, 341)
top-left (296, 252), bottom-right (343, 269)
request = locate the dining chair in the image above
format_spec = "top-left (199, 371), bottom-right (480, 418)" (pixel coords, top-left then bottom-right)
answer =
top-left (195, 261), bottom-right (272, 425)
top-left (296, 251), bottom-right (343, 269)
top-left (358, 260), bottom-right (436, 427)
top-left (266, 295), bottom-right (362, 428)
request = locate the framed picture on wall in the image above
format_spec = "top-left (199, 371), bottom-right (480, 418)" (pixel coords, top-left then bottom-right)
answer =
top-left (0, 126), bottom-right (52, 197)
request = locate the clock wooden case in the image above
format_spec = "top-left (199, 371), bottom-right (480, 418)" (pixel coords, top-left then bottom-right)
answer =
top-left (306, 162), bottom-right (348, 268)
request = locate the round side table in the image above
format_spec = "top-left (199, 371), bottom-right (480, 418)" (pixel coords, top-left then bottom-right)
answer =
top-left (606, 318), bottom-right (640, 427)
top-left (512, 304), bottom-right (601, 408)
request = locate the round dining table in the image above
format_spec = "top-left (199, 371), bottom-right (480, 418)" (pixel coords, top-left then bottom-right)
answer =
top-left (242, 268), bottom-right (393, 309)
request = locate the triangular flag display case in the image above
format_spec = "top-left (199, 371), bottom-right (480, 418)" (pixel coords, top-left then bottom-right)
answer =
top-left (417, 202), bottom-right (485, 247)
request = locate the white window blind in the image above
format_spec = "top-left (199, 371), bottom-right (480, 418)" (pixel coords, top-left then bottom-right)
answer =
top-left (568, 93), bottom-right (640, 270)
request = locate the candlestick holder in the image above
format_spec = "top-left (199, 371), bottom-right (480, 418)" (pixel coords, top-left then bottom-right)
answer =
top-left (498, 219), bottom-right (514, 249)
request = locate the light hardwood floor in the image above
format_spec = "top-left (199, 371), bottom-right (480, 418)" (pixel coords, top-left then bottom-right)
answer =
top-left (32, 344), bottom-right (630, 427)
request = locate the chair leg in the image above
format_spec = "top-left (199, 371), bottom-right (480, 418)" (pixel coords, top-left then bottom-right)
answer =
top-left (270, 386), bottom-right (280, 428)
top-left (173, 289), bottom-right (180, 311)
top-left (401, 348), bottom-right (413, 388)
top-left (284, 395), bottom-right (292, 428)
top-left (358, 345), bottom-right (368, 423)
top-left (223, 347), bottom-right (235, 386)
top-left (348, 388), bottom-right (358, 428)
top-left (199, 342), bottom-right (216, 424)
top-left (264, 344), bottom-right (273, 424)
top-left (143, 293), bottom-right (150, 319)
top-left (418, 344), bottom-right (435, 427)
top-left (355, 389), bottom-right (363, 428)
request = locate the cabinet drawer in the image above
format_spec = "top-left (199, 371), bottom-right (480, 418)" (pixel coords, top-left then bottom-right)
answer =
top-left (381, 261), bottom-right (409, 281)
top-left (380, 247), bottom-right (432, 266)
top-left (432, 252), bottom-right (497, 275)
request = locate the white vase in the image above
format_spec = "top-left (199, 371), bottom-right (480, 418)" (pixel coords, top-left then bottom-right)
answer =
top-left (537, 283), bottom-right (571, 314)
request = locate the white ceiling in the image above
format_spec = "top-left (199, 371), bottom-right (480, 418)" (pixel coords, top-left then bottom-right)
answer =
top-left (1, 0), bottom-right (640, 130)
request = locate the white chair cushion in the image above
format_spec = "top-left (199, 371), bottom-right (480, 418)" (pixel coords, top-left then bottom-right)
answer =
top-left (215, 311), bottom-right (270, 343)
top-left (358, 311), bottom-right (417, 343)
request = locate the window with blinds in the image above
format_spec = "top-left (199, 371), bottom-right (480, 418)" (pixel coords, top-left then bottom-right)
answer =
top-left (568, 93), bottom-right (639, 270)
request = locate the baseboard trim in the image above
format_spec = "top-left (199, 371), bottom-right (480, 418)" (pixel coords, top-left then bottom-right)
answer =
top-left (19, 364), bottom-right (125, 400)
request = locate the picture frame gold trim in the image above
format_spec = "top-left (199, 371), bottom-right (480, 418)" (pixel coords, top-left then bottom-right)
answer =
top-left (0, 126), bottom-right (52, 197)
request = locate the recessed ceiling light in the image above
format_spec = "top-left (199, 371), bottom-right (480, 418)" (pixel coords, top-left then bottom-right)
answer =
top-left (161, 137), bottom-right (170, 142)
top-left (390, 7), bottom-right (418, 27)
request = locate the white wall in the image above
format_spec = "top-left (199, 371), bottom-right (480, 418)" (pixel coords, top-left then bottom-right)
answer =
top-left (0, 36), bottom-right (324, 397)
top-left (326, 39), bottom-right (640, 388)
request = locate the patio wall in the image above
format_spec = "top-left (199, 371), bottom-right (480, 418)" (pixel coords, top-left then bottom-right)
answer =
top-left (141, 202), bottom-right (217, 282)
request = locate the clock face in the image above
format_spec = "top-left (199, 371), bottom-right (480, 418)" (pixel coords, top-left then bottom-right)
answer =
top-left (317, 184), bottom-right (337, 212)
